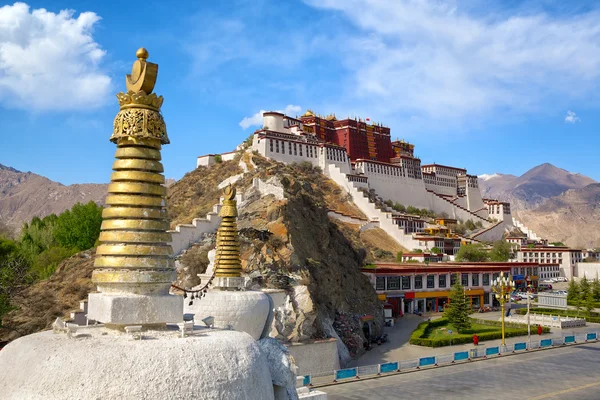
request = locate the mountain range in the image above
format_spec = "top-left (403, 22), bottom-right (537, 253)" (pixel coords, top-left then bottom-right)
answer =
top-left (0, 163), bottom-right (108, 232)
top-left (479, 163), bottom-right (599, 249)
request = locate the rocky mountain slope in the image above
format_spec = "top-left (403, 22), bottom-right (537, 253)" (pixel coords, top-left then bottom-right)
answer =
top-left (0, 164), bottom-right (108, 231)
top-left (479, 163), bottom-right (596, 210)
top-left (516, 184), bottom-right (600, 249)
top-left (2, 153), bottom-right (394, 362)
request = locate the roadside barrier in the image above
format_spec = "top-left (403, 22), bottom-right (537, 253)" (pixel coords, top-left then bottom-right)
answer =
top-left (308, 331), bottom-right (600, 386)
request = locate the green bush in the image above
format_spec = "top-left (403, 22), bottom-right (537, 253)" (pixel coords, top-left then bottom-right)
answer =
top-left (409, 318), bottom-right (550, 347)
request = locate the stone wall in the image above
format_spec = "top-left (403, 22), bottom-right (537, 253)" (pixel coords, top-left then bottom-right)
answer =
top-left (285, 339), bottom-right (340, 376)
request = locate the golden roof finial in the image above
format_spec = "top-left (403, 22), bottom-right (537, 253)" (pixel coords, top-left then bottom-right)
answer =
top-left (112, 48), bottom-right (168, 144)
top-left (126, 47), bottom-right (158, 94)
top-left (215, 184), bottom-right (242, 278)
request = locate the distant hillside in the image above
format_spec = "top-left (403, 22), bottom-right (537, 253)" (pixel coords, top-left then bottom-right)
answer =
top-left (0, 163), bottom-right (107, 231)
top-left (516, 183), bottom-right (600, 249)
top-left (479, 163), bottom-right (596, 210)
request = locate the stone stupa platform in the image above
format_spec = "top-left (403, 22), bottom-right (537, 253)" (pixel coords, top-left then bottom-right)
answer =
top-left (0, 325), bottom-right (276, 400)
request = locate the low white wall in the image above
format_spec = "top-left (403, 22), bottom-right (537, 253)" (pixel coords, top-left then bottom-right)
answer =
top-left (285, 339), bottom-right (340, 376)
top-left (575, 262), bottom-right (600, 279)
top-left (168, 204), bottom-right (221, 255)
top-left (327, 211), bottom-right (367, 225)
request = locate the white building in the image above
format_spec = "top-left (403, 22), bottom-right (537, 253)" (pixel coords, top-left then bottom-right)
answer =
top-left (514, 246), bottom-right (582, 281)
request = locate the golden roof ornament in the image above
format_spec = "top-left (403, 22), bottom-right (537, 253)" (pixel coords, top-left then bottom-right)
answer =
top-left (111, 47), bottom-right (168, 144)
top-left (214, 185), bottom-right (242, 278)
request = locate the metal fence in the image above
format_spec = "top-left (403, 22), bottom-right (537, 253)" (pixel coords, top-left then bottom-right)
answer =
top-left (302, 331), bottom-right (599, 387)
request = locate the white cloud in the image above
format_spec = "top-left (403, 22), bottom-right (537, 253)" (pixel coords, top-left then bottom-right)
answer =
top-left (0, 2), bottom-right (111, 111)
top-left (564, 110), bottom-right (580, 123)
top-left (239, 105), bottom-right (302, 129)
top-left (304, 0), bottom-right (600, 122)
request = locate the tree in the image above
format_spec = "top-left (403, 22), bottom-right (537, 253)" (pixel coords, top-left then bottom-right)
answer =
top-left (54, 201), bottom-right (103, 251)
top-left (592, 278), bottom-right (600, 302)
top-left (465, 219), bottom-right (476, 231)
top-left (406, 206), bottom-right (420, 215)
top-left (431, 247), bottom-right (441, 255)
top-left (445, 274), bottom-right (471, 333)
top-left (475, 220), bottom-right (483, 229)
top-left (393, 203), bottom-right (406, 213)
top-left (396, 252), bottom-right (403, 262)
top-left (550, 242), bottom-right (565, 247)
top-left (584, 290), bottom-right (596, 317)
top-left (567, 279), bottom-right (580, 301)
top-left (455, 243), bottom-right (489, 262)
top-left (412, 249), bottom-right (423, 254)
top-left (489, 241), bottom-right (511, 262)
top-left (580, 276), bottom-right (591, 298)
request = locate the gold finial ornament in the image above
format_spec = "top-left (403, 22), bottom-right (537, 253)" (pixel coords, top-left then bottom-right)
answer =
top-left (111, 48), bottom-right (168, 144)
top-left (214, 185), bottom-right (242, 278)
top-left (91, 47), bottom-right (177, 327)
top-left (126, 47), bottom-right (157, 94)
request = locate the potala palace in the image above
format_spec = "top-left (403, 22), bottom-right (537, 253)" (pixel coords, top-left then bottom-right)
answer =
top-left (198, 110), bottom-right (519, 255)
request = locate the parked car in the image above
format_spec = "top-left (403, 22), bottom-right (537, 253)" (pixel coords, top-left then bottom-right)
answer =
top-left (556, 277), bottom-right (568, 282)
top-left (542, 279), bottom-right (554, 283)
top-left (538, 283), bottom-right (553, 291)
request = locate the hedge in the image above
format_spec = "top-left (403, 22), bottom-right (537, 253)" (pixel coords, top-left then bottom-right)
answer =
top-left (409, 318), bottom-right (550, 348)
top-left (516, 308), bottom-right (600, 323)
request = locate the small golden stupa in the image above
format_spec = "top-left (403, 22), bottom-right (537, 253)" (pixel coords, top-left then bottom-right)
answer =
top-left (214, 185), bottom-right (242, 278)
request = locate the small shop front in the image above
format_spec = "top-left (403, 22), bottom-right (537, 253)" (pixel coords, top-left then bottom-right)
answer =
top-left (409, 289), bottom-right (485, 313)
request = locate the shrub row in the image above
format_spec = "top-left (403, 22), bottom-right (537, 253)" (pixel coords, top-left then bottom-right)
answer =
top-left (516, 308), bottom-right (600, 323)
top-left (409, 318), bottom-right (550, 348)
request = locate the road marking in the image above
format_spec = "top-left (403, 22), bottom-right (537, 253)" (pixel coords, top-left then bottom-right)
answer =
top-left (528, 381), bottom-right (600, 399)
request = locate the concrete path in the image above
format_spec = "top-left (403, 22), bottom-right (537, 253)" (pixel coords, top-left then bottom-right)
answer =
top-left (324, 341), bottom-right (600, 400)
top-left (348, 313), bottom-right (600, 368)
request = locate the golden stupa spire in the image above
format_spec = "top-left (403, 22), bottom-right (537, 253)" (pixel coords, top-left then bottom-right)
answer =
top-left (89, 48), bottom-right (181, 327)
top-left (214, 185), bottom-right (242, 278)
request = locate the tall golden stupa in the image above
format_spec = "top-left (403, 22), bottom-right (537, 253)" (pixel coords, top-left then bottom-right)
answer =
top-left (88, 48), bottom-right (182, 327)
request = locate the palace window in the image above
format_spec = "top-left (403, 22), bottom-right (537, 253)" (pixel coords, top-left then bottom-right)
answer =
top-left (414, 275), bottom-right (423, 289)
top-left (299, 145), bottom-right (303, 157)
top-left (293, 143), bottom-right (297, 156)
top-left (461, 273), bottom-right (469, 286)
top-left (427, 275), bottom-right (435, 289)
top-left (376, 277), bottom-right (385, 291)
top-left (269, 139), bottom-right (273, 152)
top-left (439, 274), bottom-right (447, 288)
top-left (472, 274), bottom-right (479, 286)
top-left (483, 273), bottom-right (489, 286)
top-left (289, 142), bottom-right (292, 154)
top-left (450, 274), bottom-right (457, 286)
top-left (387, 277), bottom-right (400, 290)
top-left (275, 140), bottom-right (279, 153)
top-left (401, 276), bottom-right (411, 290)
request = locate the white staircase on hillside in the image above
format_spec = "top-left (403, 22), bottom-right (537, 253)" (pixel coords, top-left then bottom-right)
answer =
top-left (512, 218), bottom-right (539, 240)
top-left (326, 164), bottom-right (423, 250)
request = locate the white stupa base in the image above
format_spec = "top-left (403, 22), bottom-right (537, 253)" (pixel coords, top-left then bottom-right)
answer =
top-left (0, 326), bottom-right (275, 400)
top-left (214, 276), bottom-right (244, 289)
top-left (185, 290), bottom-right (271, 340)
top-left (88, 292), bottom-right (183, 325)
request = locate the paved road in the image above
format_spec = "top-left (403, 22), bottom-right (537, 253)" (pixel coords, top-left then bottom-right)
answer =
top-left (323, 341), bottom-right (600, 400)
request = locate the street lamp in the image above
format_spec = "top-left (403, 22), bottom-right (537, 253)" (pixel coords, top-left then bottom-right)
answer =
top-left (491, 271), bottom-right (515, 346)
top-left (526, 283), bottom-right (532, 346)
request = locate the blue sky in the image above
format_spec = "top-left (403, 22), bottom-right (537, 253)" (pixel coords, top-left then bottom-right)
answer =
top-left (1, 0), bottom-right (599, 184)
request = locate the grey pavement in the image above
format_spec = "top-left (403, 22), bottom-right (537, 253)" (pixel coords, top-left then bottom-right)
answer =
top-left (324, 341), bottom-right (600, 399)
top-left (348, 313), bottom-right (600, 368)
